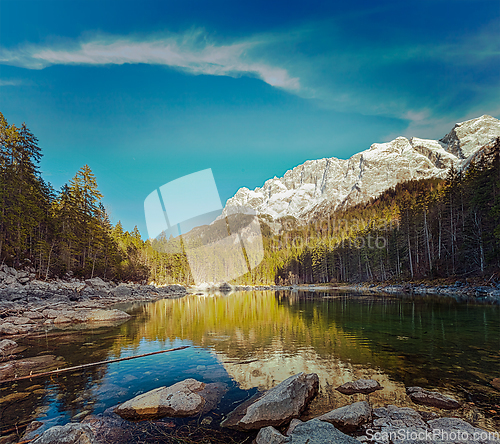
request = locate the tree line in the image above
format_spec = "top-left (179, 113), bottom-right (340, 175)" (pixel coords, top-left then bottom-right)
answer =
top-left (0, 112), bottom-right (149, 281)
top-left (270, 139), bottom-right (500, 284)
top-left (2, 111), bottom-right (498, 285)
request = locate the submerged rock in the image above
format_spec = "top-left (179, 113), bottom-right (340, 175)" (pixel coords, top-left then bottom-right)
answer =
top-left (221, 372), bottom-right (319, 430)
top-left (336, 378), bottom-right (383, 395)
top-left (0, 355), bottom-right (64, 380)
top-left (317, 400), bottom-right (372, 432)
top-left (406, 386), bottom-right (461, 409)
top-left (115, 379), bottom-right (226, 420)
top-left (31, 423), bottom-right (98, 444)
top-left (491, 378), bottom-right (500, 390)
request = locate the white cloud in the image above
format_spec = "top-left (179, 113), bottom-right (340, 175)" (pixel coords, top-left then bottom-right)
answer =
top-left (0, 79), bottom-right (23, 86)
top-left (0, 31), bottom-right (300, 90)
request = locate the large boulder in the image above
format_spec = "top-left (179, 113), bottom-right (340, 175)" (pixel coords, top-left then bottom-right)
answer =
top-left (221, 372), bottom-right (319, 430)
top-left (316, 400), bottom-right (371, 432)
top-left (31, 423), bottom-right (98, 444)
top-left (288, 419), bottom-right (359, 444)
top-left (336, 379), bottom-right (383, 395)
top-left (406, 386), bottom-right (461, 410)
top-left (115, 379), bottom-right (226, 420)
top-left (85, 277), bottom-right (109, 291)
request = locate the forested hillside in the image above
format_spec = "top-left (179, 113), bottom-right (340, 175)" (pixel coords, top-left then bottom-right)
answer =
top-left (0, 112), bottom-right (151, 281)
top-left (256, 139), bottom-right (500, 284)
top-left (1, 111), bottom-right (498, 285)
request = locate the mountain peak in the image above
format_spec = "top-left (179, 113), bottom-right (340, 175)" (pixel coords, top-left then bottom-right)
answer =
top-left (222, 115), bottom-right (500, 224)
top-left (440, 114), bottom-right (500, 159)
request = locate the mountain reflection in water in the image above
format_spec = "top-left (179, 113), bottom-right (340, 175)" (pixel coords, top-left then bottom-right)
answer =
top-left (1, 290), bottom-right (499, 437)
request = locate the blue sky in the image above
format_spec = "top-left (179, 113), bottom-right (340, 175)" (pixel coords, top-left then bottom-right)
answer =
top-left (1, 0), bottom-right (499, 236)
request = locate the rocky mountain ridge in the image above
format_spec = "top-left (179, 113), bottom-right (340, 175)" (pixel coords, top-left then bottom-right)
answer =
top-left (221, 115), bottom-right (500, 224)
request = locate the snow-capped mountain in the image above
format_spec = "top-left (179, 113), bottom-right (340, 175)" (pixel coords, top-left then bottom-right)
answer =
top-left (221, 115), bottom-right (500, 223)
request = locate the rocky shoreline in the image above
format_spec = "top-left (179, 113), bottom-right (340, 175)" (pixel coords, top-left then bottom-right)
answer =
top-left (0, 265), bottom-right (187, 337)
top-left (204, 280), bottom-right (500, 304)
top-left (18, 374), bottom-right (499, 444)
top-left (342, 281), bottom-right (500, 302)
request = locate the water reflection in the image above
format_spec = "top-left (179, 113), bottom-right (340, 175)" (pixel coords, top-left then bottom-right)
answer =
top-left (1, 290), bottom-right (499, 438)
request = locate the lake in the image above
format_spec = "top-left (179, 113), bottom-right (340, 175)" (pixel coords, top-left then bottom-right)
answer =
top-left (1, 289), bottom-right (499, 441)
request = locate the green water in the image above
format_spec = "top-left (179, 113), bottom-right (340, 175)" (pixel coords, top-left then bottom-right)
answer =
top-left (1, 290), bottom-right (499, 440)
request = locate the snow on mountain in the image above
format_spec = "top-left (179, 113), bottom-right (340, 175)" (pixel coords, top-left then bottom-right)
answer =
top-left (221, 115), bottom-right (500, 223)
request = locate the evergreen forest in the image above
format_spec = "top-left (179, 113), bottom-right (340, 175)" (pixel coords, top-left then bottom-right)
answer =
top-left (1, 112), bottom-right (499, 285)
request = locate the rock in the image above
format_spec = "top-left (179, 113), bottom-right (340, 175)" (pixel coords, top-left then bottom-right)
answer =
top-left (23, 311), bottom-right (45, 320)
top-left (85, 278), bottom-right (109, 290)
top-left (0, 355), bottom-right (63, 380)
top-left (491, 378), bottom-right (500, 390)
top-left (31, 423), bottom-right (98, 444)
top-left (42, 309), bottom-right (60, 319)
top-left (0, 391), bottom-right (31, 404)
top-left (336, 379), bottom-right (383, 395)
top-left (59, 282), bottom-right (86, 292)
top-left (3, 276), bottom-right (16, 285)
top-left (54, 315), bottom-right (72, 324)
top-left (427, 417), bottom-right (493, 443)
top-left (288, 419), bottom-right (360, 444)
top-left (115, 379), bottom-right (219, 420)
top-left (369, 405), bottom-right (428, 444)
top-left (2, 316), bottom-right (34, 325)
top-left (110, 284), bottom-right (132, 297)
top-left (85, 309), bottom-right (131, 322)
top-left (406, 386), bottom-right (461, 409)
top-left (18, 276), bottom-right (30, 284)
top-left (23, 420), bottom-right (43, 436)
top-left (221, 372), bottom-right (319, 430)
top-left (0, 323), bottom-right (19, 335)
top-left (286, 418), bottom-right (303, 436)
top-left (0, 339), bottom-right (17, 354)
top-left (219, 282), bottom-right (232, 292)
top-left (317, 401), bottom-right (372, 432)
top-left (256, 426), bottom-right (290, 443)
top-left (30, 280), bottom-right (51, 291)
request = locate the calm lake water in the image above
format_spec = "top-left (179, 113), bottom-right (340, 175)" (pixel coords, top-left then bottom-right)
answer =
top-left (1, 290), bottom-right (500, 440)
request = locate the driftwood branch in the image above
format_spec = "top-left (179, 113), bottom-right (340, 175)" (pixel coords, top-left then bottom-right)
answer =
top-left (0, 345), bottom-right (190, 384)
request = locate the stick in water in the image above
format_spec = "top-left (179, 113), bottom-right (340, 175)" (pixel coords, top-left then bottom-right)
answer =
top-left (0, 345), bottom-right (190, 384)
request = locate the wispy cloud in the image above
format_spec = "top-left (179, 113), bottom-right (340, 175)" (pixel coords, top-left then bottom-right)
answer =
top-left (1, 22), bottom-right (498, 132)
top-left (0, 31), bottom-right (299, 90)
top-left (0, 79), bottom-right (23, 86)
